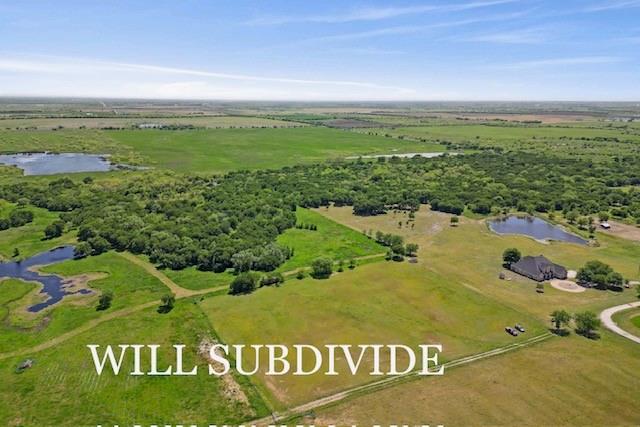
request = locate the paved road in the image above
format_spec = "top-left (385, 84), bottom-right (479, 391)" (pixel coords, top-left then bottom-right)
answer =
top-left (249, 333), bottom-right (553, 425)
top-left (600, 301), bottom-right (640, 344)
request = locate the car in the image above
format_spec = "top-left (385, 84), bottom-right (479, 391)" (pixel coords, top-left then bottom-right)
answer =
top-left (515, 324), bottom-right (525, 333)
top-left (505, 327), bottom-right (519, 336)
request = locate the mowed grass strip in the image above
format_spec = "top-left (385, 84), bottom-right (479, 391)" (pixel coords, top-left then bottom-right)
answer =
top-left (109, 127), bottom-right (443, 173)
top-left (0, 252), bottom-right (170, 353)
top-left (200, 261), bottom-right (544, 408)
top-left (0, 301), bottom-right (267, 426)
top-left (312, 334), bottom-right (640, 426)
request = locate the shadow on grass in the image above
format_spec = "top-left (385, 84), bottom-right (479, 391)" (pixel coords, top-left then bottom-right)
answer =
top-left (549, 328), bottom-right (571, 337)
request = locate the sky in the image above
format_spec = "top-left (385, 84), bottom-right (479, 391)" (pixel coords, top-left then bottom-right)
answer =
top-left (0, 0), bottom-right (639, 101)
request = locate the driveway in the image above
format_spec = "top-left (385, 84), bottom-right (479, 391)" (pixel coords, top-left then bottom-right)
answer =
top-left (600, 302), bottom-right (640, 344)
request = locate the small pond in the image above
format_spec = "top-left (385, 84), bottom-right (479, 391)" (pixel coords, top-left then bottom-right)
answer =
top-left (0, 246), bottom-right (91, 312)
top-left (0, 152), bottom-right (113, 175)
top-left (488, 215), bottom-right (588, 245)
top-left (346, 152), bottom-right (456, 159)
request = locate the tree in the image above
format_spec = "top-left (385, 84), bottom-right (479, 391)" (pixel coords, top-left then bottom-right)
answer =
top-left (158, 294), bottom-right (176, 313)
top-left (566, 211), bottom-right (579, 224)
top-left (502, 248), bottom-right (521, 266)
top-left (450, 216), bottom-right (459, 226)
top-left (405, 243), bottom-right (419, 257)
top-left (296, 270), bottom-right (305, 280)
top-left (44, 220), bottom-right (65, 239)
top-left (96, 291), bottom-right (113, 311)
top-left (348, 259), bottom-right (356, 269)
top-left (607, 272), bottom-right (624, 291)
top-left (574, 311), bottom-right (601, 338)
top-left (229, 273), bottom-right (258, 295)
top-left (12, 247), bottom-right (19, 258)
top-left (260, 272), bottom-right (284, 287)
top-left (88, 236), bottom-right (110, 255)
top-left (73, 242), bottom-right (92, 259)
top-left (598, 211), bottom-right (610, 222)
top-left (311, 258), bottom-right (333, 279)
top-left (8, 209), bottom-right (34, 227)
top-left (550, 310), bottom-right (571, 334)
top-left (577, 260), bottom-right (615, 289)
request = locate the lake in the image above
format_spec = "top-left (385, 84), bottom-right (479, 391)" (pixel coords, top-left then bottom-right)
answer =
top-left (0, 246), bottom-right (91, 312)
top-left (488, 215), bottom-right (588, 245)
top-left (0, 152), bottom-right (113, 175)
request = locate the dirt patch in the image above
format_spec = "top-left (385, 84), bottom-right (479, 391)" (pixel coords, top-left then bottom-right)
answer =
top-left (550, 279), bottom-right (585, 293)
top-left (198, 338), bottom-right (253, 410)
top-left (598, 220), bottom-right (640, 242)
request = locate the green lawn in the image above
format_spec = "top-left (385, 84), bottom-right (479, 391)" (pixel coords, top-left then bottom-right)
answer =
top-left (109, 127), bottom-right (444, 173)
top-left (200, 261), bottom-right (545, 408)
top-left (0, 300), bottom-right (268, 426)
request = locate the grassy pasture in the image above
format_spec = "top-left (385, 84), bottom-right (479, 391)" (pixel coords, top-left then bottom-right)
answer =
top-left (358, 123), bottom-right (640, 159)
top-left (312, 333), bottom-right (640, 426)
top-left (276, 208), bottom-right (385, 272)
top-left (318, 205), bottom-right (640, 321)
top-left (200, 261), bottom-right (545, 408)
top-left (0, 252), bottom-right (169, 353)
top-left (108, 127), bottom-right (443, 173)
top-left (0, 300), bottom-right (267, 426)
top-left (0, 201), bottom-right (75, 260)
top-left (0, 115), bottom-right (305, 130)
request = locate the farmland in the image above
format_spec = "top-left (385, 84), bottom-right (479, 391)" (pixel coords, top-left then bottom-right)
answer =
top-left (1, 101), bottom-right (640, 426)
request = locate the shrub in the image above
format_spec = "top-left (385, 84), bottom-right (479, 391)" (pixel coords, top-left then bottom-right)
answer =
top-left (96, 291), bottom-right (113, 311)
top-left (229, 273), bottom-right (258, 295)
top-left (311, 258), bottom-right (333, 279)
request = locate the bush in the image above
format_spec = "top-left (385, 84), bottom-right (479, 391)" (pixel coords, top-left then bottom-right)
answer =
top-left (296, 271), bottom-right (305, 280)
top-left (158, 294), bottom-right (176, 313)
top-left (44, 220), bottom-right (65, 239)
top-left (88, 236), bottom-right (110, 255)
top-left (260, 272), bottom-right (284, 287)
top-left (574, 311), bottom-right (601, 339)
top-left (8, 209), bottom-right (34, 228)
top-left (229, 273), bottom-right (258, 295)
top-left (311, 258), bottom-right (333, 279)
top-left (96, 291), bottom-right (113, 311)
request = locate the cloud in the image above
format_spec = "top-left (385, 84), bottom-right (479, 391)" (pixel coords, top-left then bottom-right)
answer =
top-left (584, 0), bottom-right (640, 12)
top-left (0, 55), bottom-right (418, 101)
top-left (293, 11), bottom-right (530, 44)
top-left (455, 26), bottom-right (550, 44)
top-left (495, 56), bottom-right (625, 69)
top-left (245, 0), bottom-right (519, 25)
top-left (0, 55), bottom-right (412, 92)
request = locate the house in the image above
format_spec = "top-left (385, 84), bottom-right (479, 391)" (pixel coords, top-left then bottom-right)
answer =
top-left (600, 222), bottom-right (611, 229)
top-left (510, 255), bottom-right (567, 282)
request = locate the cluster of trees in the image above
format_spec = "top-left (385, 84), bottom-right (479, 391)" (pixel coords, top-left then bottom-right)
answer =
top-left (367, 231), bottom-right (418, 260)
top-left (576, 260), bottom-right (625, 291)
top-left (502, 248), bottom-right (522, 267)
top-left (229, 271), bottom-right (285, 295)
top-left (2, 151), bottom-right (640, 276)
top-left (44, 220), bottom-right (65, 239)
top-left (550, 309), bottom-right (601, 339)
top-left (0, 208), bottom-right (34, 230)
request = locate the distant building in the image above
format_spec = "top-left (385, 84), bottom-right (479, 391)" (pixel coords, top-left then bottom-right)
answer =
top-left (137, 123), bottom-right (164, 129)
top-left (600, 222), bottom-right (611, 229)
top-left (510, 255), bottom-right (567, 282)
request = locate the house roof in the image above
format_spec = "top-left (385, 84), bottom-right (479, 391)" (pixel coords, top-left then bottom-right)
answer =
top-left (512, 255), bottom-right (567, 278)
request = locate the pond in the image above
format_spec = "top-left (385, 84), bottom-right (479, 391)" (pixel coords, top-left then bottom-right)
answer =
top-left (0, 152), bottom-right (113, 175)
top-left (488, 215), bottom-right (588, 245)
top-left (346, 152), bottom-right (456, 159)
top-left (0, 246), bottom-right (91, 312)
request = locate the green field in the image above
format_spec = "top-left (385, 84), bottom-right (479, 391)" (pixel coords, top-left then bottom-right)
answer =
top-left (0, 300), bottom-right (268, 426)
top-left (276, 207), bottom-right (385, 272)
top-left (108, 127), bottom-right (444, 173)
top-left (201, 261), bottom-right (545, 408)
top-left (357, 123), bottom-right (640, 159)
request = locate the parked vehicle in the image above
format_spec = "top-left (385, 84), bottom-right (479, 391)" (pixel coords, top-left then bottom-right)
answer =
top-left (515, 324), bottom-right (525, 333)
top-left (505, 327), bottom-right (519, 336)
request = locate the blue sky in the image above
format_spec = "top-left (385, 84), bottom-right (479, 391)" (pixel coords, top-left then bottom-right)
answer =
top-left (0, 0), bottom-right (639, 101)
